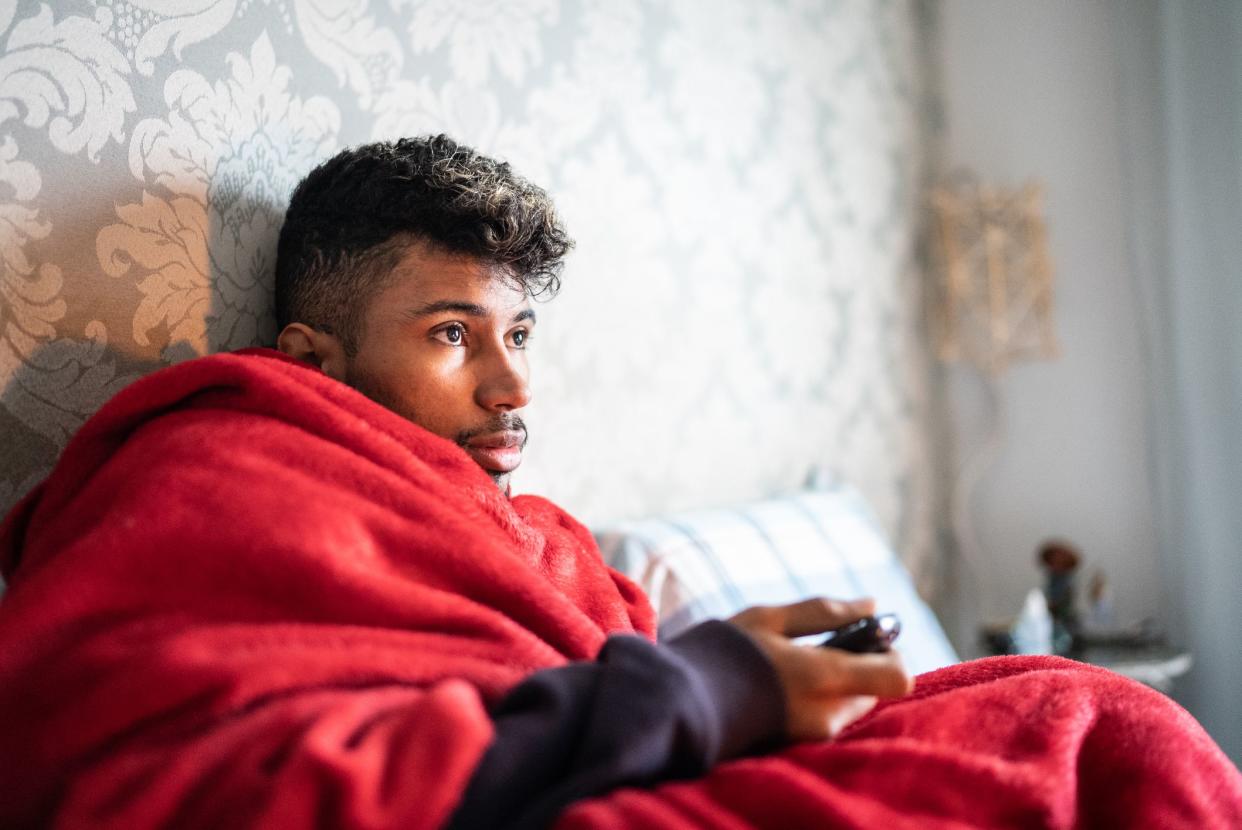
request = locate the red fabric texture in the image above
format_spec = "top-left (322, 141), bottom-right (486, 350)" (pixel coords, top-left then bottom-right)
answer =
top-left (1, 348), bottom-right (1239, 829)
top-left (562, 655), bottom-right (1242, 829)
top-left (0, 348), bottom-right (653, 829)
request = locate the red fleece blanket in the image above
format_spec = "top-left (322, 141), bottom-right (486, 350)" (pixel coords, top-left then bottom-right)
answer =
top-left (1, 349), bottom-right (1238, 829)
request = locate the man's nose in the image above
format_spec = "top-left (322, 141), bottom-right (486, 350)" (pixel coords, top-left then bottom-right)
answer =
top-left (474, 348), bottom-right (530, 412)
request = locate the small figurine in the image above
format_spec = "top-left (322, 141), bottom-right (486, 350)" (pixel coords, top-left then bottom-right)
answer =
top-left (1038, 539), bottom-right (1081, 655)
top-left (1085, 568), bottom-right (1115, 630)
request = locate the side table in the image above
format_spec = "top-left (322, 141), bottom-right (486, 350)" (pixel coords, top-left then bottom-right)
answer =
top-left (1071, 643), bottom-right (1192, 695)
top-left (978, 625), bottom-right (1193, 695)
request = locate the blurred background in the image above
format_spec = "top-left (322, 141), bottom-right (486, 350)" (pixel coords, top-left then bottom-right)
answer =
top-left (0, 0), bottom-right (1236, 761)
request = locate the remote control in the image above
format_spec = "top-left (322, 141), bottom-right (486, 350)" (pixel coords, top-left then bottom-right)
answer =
top-left (819, 613), bottom-right (901, 653)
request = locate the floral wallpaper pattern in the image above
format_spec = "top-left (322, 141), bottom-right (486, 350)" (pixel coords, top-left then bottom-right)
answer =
top-left (0, 0), bottom-right (942, 588)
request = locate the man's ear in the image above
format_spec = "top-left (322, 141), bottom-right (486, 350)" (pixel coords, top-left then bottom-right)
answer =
top-left (276, 323), bottom-right (348, 382)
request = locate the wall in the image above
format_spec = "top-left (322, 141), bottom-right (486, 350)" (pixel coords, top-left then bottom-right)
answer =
top-left (936, 0), bottom-right (1163, 639)
top-left (0, 2), bottom-right (944, 584)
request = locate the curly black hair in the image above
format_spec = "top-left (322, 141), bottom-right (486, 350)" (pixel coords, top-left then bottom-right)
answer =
top-left (274, 135), bottom-right (571, 355)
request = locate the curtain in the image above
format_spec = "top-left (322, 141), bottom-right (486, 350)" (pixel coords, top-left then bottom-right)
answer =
top-left (1116, 0), bottom-right (1242, 763)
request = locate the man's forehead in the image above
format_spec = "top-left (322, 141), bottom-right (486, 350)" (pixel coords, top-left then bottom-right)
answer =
top-left (387, 242), bottom-right (531, 318)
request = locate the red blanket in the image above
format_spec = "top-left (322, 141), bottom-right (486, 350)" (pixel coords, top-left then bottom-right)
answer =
top-left (1, 349), bottom-right (1238, 829)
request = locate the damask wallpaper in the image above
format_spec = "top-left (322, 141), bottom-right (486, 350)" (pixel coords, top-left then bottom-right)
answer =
top-left (0, 1), bottom-right (942, 588)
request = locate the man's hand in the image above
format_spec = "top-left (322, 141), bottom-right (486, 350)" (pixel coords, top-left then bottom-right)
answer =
top-left (728, 597), bottom-right (914, 742)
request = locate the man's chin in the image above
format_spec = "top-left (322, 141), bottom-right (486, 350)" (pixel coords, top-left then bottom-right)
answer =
top-left (477, 461), bottom-right (516, 493)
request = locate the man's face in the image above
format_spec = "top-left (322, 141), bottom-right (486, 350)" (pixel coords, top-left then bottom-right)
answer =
top-left (345, 241), bottom-right (534, 491)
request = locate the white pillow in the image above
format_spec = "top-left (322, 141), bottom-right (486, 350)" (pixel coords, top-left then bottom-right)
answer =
top-left (595, 486), bottom-right (959, 675)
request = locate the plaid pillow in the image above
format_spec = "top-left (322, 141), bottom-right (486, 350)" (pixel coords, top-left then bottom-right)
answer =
top-left (595, 487), bottom-right (958, 675)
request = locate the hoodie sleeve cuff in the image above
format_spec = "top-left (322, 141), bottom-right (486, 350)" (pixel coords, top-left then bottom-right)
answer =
top-left (662, 619), bottom-right (787, 763)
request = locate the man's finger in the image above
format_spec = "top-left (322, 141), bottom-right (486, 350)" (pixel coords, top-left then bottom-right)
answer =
top-left (823, 695), bottom-right (878, 737)
top-left (813, 650), bottom-right (913, 698)
top-left (771, 596), bottom-right (877, 637)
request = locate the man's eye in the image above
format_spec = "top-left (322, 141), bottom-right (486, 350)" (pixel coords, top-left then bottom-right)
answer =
top-left (436, 324), bottom-right (466, 345)
top-left (511, 329), bottom-right (530, 348)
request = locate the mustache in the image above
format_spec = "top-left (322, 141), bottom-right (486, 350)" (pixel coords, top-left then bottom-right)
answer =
top-left (454, 414), bottom-right (528, 449)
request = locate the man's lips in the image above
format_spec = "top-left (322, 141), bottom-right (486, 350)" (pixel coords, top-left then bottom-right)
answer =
top-left (463, 430), bottom-right (525, 473)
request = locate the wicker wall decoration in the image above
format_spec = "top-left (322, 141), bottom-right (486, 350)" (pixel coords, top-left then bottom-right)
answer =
top-left (930, 178), bottom-right (1058, 375)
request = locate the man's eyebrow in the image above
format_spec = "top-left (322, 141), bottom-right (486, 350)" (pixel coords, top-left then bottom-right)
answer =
top-left (405, 301), bottom-right (489, 318)
top-left (403, 301), bottom-right (536, 324)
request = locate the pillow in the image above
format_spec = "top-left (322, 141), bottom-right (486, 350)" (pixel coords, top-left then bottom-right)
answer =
top-left (595, 486), bottom-right (959, 675)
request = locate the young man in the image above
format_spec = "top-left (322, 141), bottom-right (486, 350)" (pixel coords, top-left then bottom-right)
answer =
top-left (269, 135), bottom-right (913, 826)
top-left (1, 136), bottom-right (1238, 829)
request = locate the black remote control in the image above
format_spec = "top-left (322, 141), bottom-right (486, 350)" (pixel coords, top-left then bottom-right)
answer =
top-left (819, 613), bottom-right (901, 653)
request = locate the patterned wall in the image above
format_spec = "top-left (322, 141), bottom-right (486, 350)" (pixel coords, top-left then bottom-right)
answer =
top-left (0, 0), bottom-right (942, 586)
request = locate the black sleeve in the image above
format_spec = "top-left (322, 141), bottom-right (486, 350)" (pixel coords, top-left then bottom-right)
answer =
top-left (445, 619), bottom-right (787, 830)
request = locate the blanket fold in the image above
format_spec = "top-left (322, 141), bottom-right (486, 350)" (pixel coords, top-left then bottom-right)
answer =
top-left (1, 348), bottom-right (1239, 829)
top-left (560, 654), bottom-right (1242, 828)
